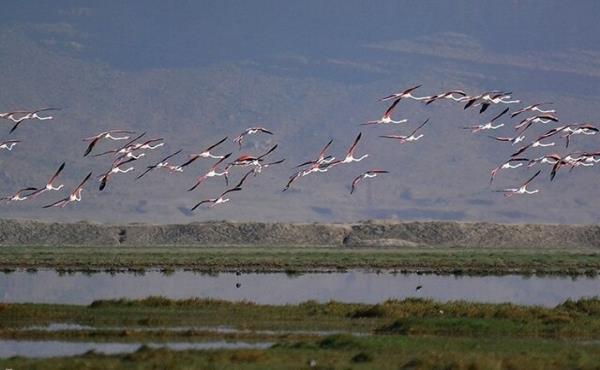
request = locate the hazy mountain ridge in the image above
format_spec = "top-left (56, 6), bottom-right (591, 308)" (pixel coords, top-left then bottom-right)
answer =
top-left (1, 19), bottom-right (600, 224)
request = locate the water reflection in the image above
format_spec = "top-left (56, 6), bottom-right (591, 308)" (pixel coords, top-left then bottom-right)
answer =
top-left (1, 270), bottom-right (599, 307)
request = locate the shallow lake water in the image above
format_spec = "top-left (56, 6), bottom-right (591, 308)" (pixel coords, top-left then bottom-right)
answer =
top-left (1, 270), bottom-right (599, 307)
top-left (0, 340), bottom-right (273, 358)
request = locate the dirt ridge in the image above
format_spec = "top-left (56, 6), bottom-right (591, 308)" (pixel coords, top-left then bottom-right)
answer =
top-left (0, 219), bottom-right (599, 249)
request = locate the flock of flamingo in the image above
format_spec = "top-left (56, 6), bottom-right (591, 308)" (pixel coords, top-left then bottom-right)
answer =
top-left (1, 85), bottom-right (598, 209)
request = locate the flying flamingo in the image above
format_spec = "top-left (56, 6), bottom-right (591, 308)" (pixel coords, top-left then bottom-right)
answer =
top-left (489, 158), bottom-right (529, 184)
top-left (363, 98), bottom-right (407, 125)
top-left (548, 153), bottom-right (597, 180)
top-left (83, 130), bottom-right (135, 156)
top-left (136, 150), bottom-right (183, 180)
top-left (379, 119), bottom-right (429, 144)
top-left (253, 158), bottom-right (285, 175)
top-left (339, 133), bottom-right (368, 163)
top-left (187, 153), bottom-right (233, 191)
top-left (527, 154), bottom-right (562, 168)
top-left (350, 170), bottom-right (389, 194)
top-left (285, 157), bottom-right (340, 191)
top-left (511, 103), bottom-right (555, 118)
top-left (98, 157), bottom-right (137, 191)
top-left (514, 114), bottom-right (559, 133)
top-left (181, 136), bottom-right (229, 168)
top-left (1, 187), bottom-right (38, 203)
top-left (95, 135), bottom-right (162, 158)
top-left (488, 134), bottom-right (526, 146)
top-left (228, 144), bottom-right (278, 170)
top-left (191, 170), bottom-right (253, 210)
top-left (7, 108), bottom-right (60, 134)
top-left (482, 92), bottom-right (519, 105)
top-left (379, 85), bottom-right (429, 102)
top-left (301, 158), bottom-right (342, 176)
top-left (0, 111), bottom-right (25, 120)
top-left (466, 92), bottom-right (519, 113)
top-left (562, 124), bottom-right (599, 148)
top-left (424, 90), bottom-right (468, 105)
top-left (134, 138), bottom-right (164, 151)
top-left (462, 107), bottom-right (508, 133)
top-left (43, 172), bottom-right (93, 208)
top-left (550, 157), bottom-right (572, 181)
top-left (3, 108), bottom-right (58, 122)
top-left (92, 132), bottom-right (146, 157)
top-left (511, 136), bottom-right (556, 157)
top-left (0, 140), bottom-right (20, 151)
top-left (113, 151), bottom-right (145, 165)
top-left (463, 91), bottom-right (504, 111)
top-left (233, 127), bottom-right (273, 149)
top-left (494, 170), bottom-right (541, 197)
top-left (283, 170), bottom-right (303, 192)
top-left (570, 152), bottom-right (600, 166)
top-left (28, 162), bottom-right (66, 198)
top-left (294, 139), bottom-right (335, 168)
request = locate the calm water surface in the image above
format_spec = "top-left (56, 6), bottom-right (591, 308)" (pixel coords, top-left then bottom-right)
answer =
top-left (1, 270), bottom-right (599, 306)
top-left (0, 340), bottom-right (272, 358)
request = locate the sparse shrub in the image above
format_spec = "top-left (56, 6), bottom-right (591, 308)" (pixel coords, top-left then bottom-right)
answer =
top-left (351, 304), bottom-right (387, 318)
top-left (351, 351), bottom-right (373, 363)
top-left (540, 312), bottom-right (574, 324)
top-left (88, 296), bottom-right (257, 308)
top-left (559, 298), bottom-right (600, 315)
top-left (376, 319), bottom-right (411, 335)
top-left (230, 350), bottom-right (266, 363)
top-left (319, 334), bottom-right (362, 350)
top-left (400, 358), bottom-right (423, 369)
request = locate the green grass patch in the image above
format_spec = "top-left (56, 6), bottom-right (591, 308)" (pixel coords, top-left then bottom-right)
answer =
top-left (2, 298), bottom-right (600, 368)
top-left (1, 246), bottom-right (600, 274)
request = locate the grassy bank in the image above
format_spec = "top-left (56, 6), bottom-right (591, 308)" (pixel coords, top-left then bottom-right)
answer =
top-left (2, 335), bottom-right (600, 370)
top-left (3, 297), bottom-right (600, 339)
top-left (1, 246), bottom-right (600, 275)
top-left (2, 298), bottom-right (600, 369)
